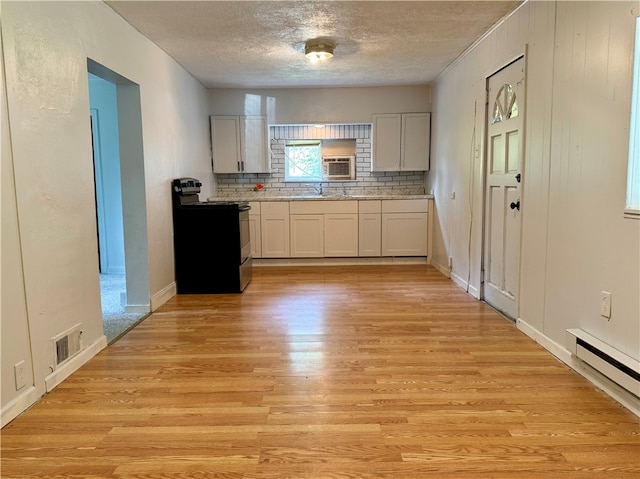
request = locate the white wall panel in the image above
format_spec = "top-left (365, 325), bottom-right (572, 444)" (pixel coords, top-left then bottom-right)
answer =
top-left (544, 1), bottom-right (639, 355)
top-left (429, 0), bottom-right (640, 363)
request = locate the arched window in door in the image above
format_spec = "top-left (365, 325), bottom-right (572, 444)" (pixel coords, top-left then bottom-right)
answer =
top-left (492, 83), bottom-right (519, 124)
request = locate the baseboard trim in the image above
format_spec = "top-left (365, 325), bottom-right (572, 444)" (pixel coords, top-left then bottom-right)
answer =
top-left (1, 386), bottom-right (39, 428)
top-left (432, 261), bottom-right (480, 298)
top-left (516, 318), bottom-right (640, 417)
top-left (432, 261), bottom-right (450, 278)
top-left (253, 257), bottom-right (428, 267)
top-left (44, 335), bottom-right (107, 393)
top-left (151, 281), bottom-right (176, 312)
top-left (124, 304), bottom-right (150, 314)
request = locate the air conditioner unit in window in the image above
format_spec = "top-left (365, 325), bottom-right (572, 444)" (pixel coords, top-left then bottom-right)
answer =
top-left (322, 155), bottom-right (355, 181)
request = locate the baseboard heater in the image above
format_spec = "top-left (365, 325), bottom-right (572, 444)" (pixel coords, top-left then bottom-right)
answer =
top-left (566, 329), bottom-right (640, 398)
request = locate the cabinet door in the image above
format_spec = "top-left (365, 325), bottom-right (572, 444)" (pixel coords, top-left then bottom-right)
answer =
top-left (260, 204), bottom-right (290, 258)
top-left (359, 213), bottom-right (381, 257)
top-left (381, 213), bottom-right (428, 256)
top-left (249, 215), bottom-right (261, 258)
top-left (372, 113), bottom-right (401, 171)
top-left (240, 116), bottom-right (270, 173)
top-left (261, 216), bottom-right (290, 257)
top-left (324, 214), bottom-right (358, 257)
top-left (290, 215), bottom-right (324, 257)
top-left (211, 116), bottom-right (241, 173)
top-left (401, 113), bottom-right (430, 171)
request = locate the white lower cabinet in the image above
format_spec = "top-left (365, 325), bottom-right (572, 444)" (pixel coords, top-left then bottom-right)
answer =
top-left (324, 214), bottom-right (358, 257)
top-left (289, 201), bottom-right (358, 258)
top-left (358, 200), bottom-right (381, 256)
top-left (248, 202), bottom-right (261, 258)
top-left (290, 214), bottom-right (324, 257)
top-left (260, 202), bottom-right (290, 258)
top-left (252, 199), bottom-right (430, 260)
top-left (381, 199), bottom-right (429, 256)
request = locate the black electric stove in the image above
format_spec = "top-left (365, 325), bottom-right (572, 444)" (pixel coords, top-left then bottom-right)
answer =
top-left (171, 178), bottom-right (252, 294)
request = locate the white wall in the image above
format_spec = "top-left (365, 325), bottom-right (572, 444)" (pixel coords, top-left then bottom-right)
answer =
top-left (1, 0), bottom-right (211, 425)
top-left (428, 0), bottom-right (640, 393)
top-left (1, 22), bottom-right (38, 423)
top-left (209, 85), bottom-right (431, 124)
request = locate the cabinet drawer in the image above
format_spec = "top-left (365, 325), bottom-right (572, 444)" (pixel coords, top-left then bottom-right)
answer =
top-left (381, 199), bottom-right (428, 213)
top-left (261, 201), bottom-right (289, 217)
top-left (358, 200), bottom-right (381, 214)
top-left (289, 200), bottom-right (357, 215)
top-left (248, 201), bottom-right (261, 214)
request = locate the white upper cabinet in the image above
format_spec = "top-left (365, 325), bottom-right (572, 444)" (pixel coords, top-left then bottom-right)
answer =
top-left (211, 116), bottom-right (241, 173)
top-left (372, 114), bottom-right (402, 171)
top-left (401, 113), bottom-right (430, 171)
top-left (211, 115), bottom-right (270, 174)
top-left (372, 112), bottom-right (430, 171)
top-left (240, 116), bottom-right (270, 173)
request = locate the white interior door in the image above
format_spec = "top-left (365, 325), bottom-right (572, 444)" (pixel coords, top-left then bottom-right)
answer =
top-left (483, 57), bottom-right (525, 320)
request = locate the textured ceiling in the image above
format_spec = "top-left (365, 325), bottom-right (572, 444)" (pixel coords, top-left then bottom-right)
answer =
top-left (105, 1), bottom-right (523, 89)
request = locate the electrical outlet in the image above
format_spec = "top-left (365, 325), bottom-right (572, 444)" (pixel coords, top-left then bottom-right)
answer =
top-left (14, 361), bottom-right (26, 390)
top-left (600, 291), bottom-right (612, 319)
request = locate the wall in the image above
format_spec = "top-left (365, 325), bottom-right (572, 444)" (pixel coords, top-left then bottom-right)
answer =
top-left (209, 85), bottom-right (431, 125)
top-left (1, 19), bottom-right (38, 423)
top-left (428, 1), bottom-right (640, 406)
top-left (1, 1), bottom-right (211, 425)
top-left (210, 86), bottom-right (431, 195)
top-left (215, 124), bottom-right (426, 198)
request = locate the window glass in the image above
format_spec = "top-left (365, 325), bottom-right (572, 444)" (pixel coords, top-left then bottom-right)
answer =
top-left (492, 83), bottom-right (518, 124)
top-left (626, 16), bottom-right (640, 217)
top-left (285, 141), bottom-right (322, 181)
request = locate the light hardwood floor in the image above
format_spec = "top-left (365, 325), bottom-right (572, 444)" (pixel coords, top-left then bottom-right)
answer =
top-left (2, 265), bottom-right (639, 478)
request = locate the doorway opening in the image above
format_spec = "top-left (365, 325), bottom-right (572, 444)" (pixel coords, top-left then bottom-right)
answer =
top-left (87, 59), bottom-right (150, 343)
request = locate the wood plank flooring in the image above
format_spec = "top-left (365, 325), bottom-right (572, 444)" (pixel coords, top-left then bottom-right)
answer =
top-left (2, 265), bottom-right (639, 478)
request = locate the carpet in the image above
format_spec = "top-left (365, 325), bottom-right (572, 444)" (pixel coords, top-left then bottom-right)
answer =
top-left (100, 274), bottom-right (147, 343)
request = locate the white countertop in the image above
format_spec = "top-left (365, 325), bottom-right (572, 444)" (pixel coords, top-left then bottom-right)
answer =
top-left (207, 194), bottom-right (434, 202)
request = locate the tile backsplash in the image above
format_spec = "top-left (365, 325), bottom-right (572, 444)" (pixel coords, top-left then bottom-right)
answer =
top-left (215, 124), bottom-right (426, 197)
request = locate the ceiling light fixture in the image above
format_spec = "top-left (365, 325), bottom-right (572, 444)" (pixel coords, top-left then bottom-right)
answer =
top-left (304, 40), bottom-right (335, 63)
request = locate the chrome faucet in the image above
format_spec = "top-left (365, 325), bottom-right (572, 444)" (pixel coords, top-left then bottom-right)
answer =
top-left (306, 182), bottom-right (323, 196)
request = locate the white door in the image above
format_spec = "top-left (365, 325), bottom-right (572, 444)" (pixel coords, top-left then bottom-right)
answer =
top-left (483, 57), bottom-right (525, 319)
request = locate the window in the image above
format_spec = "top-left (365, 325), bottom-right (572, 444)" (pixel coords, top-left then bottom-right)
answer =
top-left (626, 16), bottom-right (640, 218)
top-left (285, 140), bottom-right (322, 181)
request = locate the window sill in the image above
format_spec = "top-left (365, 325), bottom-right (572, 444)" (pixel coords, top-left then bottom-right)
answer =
top-left (623, 208), bottom-right (640, 220)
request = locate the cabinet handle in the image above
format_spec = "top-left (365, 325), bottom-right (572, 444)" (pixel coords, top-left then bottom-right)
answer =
top-left (237, 161), bottom-right (241, 172)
